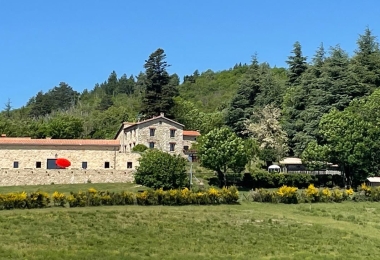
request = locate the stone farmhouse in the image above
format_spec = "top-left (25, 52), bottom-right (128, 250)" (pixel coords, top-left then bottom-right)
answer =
top-left (0, 113), bottom-right (200, 186)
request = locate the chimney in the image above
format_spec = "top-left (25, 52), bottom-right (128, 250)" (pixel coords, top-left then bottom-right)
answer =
top-left (1, 134), bottom-right (6, 137)
top-left (46, 136), bottom-right (52, 139)
top-left (160, 112), bottom-right (164, 117)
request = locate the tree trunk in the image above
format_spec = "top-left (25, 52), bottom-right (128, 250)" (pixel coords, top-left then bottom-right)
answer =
top-left (343, 165), bottom-right (352, 188)
top-left (217, 170), bottom-right (226, 188)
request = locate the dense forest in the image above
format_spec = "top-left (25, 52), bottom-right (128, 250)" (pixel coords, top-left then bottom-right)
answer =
top-left (1, 28), bottom-right (380, 175)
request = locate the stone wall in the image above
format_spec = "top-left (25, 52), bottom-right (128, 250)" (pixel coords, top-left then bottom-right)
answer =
top-left (0, 169), bottom-right (134, 186)
top-left (0, 146), bottom-right (141, 171)
top-left (183, 136), bottom-right (197, 149)
top-left (123, 117), bottom-right (184, 154)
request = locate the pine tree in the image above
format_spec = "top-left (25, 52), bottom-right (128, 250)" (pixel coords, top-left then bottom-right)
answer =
top-left (225, 56), bottom-right (261, 137)
top-left (4, 98), bottom-right (12, 118)
top-left (286, 41), bottom-right (308, 85)
top-left (141, 48), bottom-right (172, 119)
top-left (350, 27), bottom-right (380, 93)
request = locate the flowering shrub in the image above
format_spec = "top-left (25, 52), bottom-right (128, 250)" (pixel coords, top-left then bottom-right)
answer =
top-left (249, 185), bottom-right (361, 204)
top-left (52, 191), bottom-right (66, 207)
top-left (0, 192), bottom-right (28, 209)
top-left (208, 188), bottom-right (221, 204)
top-left (277, 185), bottom-right (298, 204)
top-left (304, 184), bottom-right (319, 202)
top-left (27, 191), bottom-right (50, 208)
top-left (221, 186), bottom-right (239, 204)
top-left (0, 186), bottom-right (240, 210)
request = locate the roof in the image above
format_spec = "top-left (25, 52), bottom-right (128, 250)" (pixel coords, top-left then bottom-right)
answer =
top-left (183, 130), bottom-right (201, 136)
top-left (367, 177), bottom-right (380, 183)
top-left (0, 137), bottom-right (120, 147)
top-left (279, 157), bottom-right (303, 165)
top-left (114, 122), bottom-right (136, 140)
top-left (268, 165), bottom-right (281, 169)
top-left (114, 113), bottom-right (184, 139)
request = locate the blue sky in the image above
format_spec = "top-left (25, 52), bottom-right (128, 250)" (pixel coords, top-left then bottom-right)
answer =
top-left (1, 0), bottom-right (379, 109)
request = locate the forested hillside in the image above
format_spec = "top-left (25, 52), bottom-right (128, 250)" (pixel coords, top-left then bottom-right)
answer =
top-left (1, 28), bottom-right (380, 166)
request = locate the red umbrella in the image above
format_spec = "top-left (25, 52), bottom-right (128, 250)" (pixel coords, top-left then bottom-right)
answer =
top-left (56, 158), bottom-right (71, 168)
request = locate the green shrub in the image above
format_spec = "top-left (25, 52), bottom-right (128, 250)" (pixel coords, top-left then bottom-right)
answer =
top-left (132, 144), bottom-right (148, 153)
top-left (27, 191), bottom-right (50, 208)
top-left (240, 171), bottom-right (344, 189)
top-left (135, 149), bottom-right (189, 190)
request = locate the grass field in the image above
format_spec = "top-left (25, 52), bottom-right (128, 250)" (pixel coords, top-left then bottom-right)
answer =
top-left (0, 182), bottom-right (145, 195)
top-left (1, 201), bottom-right (380, 259)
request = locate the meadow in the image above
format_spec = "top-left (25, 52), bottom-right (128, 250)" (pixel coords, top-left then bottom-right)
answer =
top-left (0, 197), bottom-right (380, 259)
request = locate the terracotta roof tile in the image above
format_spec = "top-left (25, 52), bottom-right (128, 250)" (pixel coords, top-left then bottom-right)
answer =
top-left (0, 138), bottom-right (120, 146)
top-left (183, 130), bottom-right (201, 136)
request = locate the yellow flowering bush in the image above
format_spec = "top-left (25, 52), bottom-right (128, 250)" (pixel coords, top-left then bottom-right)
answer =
top-left (0, 186), bottom-right (243, 210)
top-left (136, 190), bottom-right (149, 205)
top-left (68, 191), bottom-right (87, 207)
top-left (179, 188), bottom-right (192, 204)
top-left (208, 187), bottom-right (222, 204)
top-left (0, 192), bottom-right (28, 209)
top-left (331, 189), bottom-right (343, 202)
top-left (221, 186), bottom-right (239, 204)
top-left (277, 185), bottom-right (298, 204)
top-left (52, 191), bottom-right (66, 207)
top-left (304, 184), bottom-right (319, 202)
top-left (320, 188), bottom-right (332, 202)
top-left (346, 188), bottom-right (354, 196)
top-left (360, 183), bottom-right (371, 196)
top-left (88, 188), bottom-right (97, 194)
top-left (28, 191), bottom-right (50, 208)
top-left (121, 191), bottom-right (135, 205)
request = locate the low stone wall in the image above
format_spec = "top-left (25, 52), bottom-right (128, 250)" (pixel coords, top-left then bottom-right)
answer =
top-left (0, 169), bottom-right (135, 186)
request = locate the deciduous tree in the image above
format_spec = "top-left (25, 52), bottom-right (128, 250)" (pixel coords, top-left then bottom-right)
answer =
top-left (198, 127), bottom-right (251, 187)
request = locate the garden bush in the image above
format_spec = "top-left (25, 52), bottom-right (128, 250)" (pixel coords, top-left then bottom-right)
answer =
top-left (248, 184), bottom-right (355, 204)
top-left (132, 144), bottom-right (148, 153)
top-left (135, 149), bottom-right (189, 190)
top-left (0, 186), bottom-right (240, 210)
top-left (240, 172), bottom-right (344, 189)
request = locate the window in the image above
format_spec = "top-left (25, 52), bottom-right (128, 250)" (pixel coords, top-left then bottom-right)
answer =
top-left (170, 143), bottom-right (175, 152)
top-left (170, 129), bottom-right (176, 138)
top-left (47, 159), bottom-right (60, 169)
top-left (36, 161), bottom-right (42, 168)
top-left (150, 128), bottom-right (155, 137)
top-left (184, 146), bottom-right (189, 151)
top-left (127, 162), bottom-right (133, 168)
top-left (133, 142), bottom-right (135, 147)
top-left (13, 161), bottom-right (19, 168)
top-left (82, 162), bottom-right (87, 169)
top-left (149, 142), bottom-right (155, 149)
top-left (104, 162), bottom-right (110, 168)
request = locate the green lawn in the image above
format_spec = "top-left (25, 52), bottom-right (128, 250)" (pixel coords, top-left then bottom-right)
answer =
top-left (0, 202), bottom-right (380, 259)
top-left (0, 182), bottom-right (145, 195)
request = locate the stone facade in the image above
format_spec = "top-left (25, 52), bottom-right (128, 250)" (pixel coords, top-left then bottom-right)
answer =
top-left (0, 146), bottom-right (141, 171)
top-left (0, 113), bottom-right (200, 186)
top-left (0, 169), bottom-right (134, 186)
top-left (117, 114), bottom-right (184, 155)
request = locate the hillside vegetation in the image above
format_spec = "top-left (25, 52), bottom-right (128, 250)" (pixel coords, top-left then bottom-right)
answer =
top-left (1, 28), bottom-right (380, 178)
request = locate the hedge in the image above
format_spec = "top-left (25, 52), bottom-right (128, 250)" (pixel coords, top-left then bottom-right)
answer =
top-left (208, 171), bottom-right (344, 189)
top-left (247, 183), bottom-right (380, 204)
top-left (247, 184), bottom-right (354, 204)
top-left (0, 186), bottom-right (239, 210)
